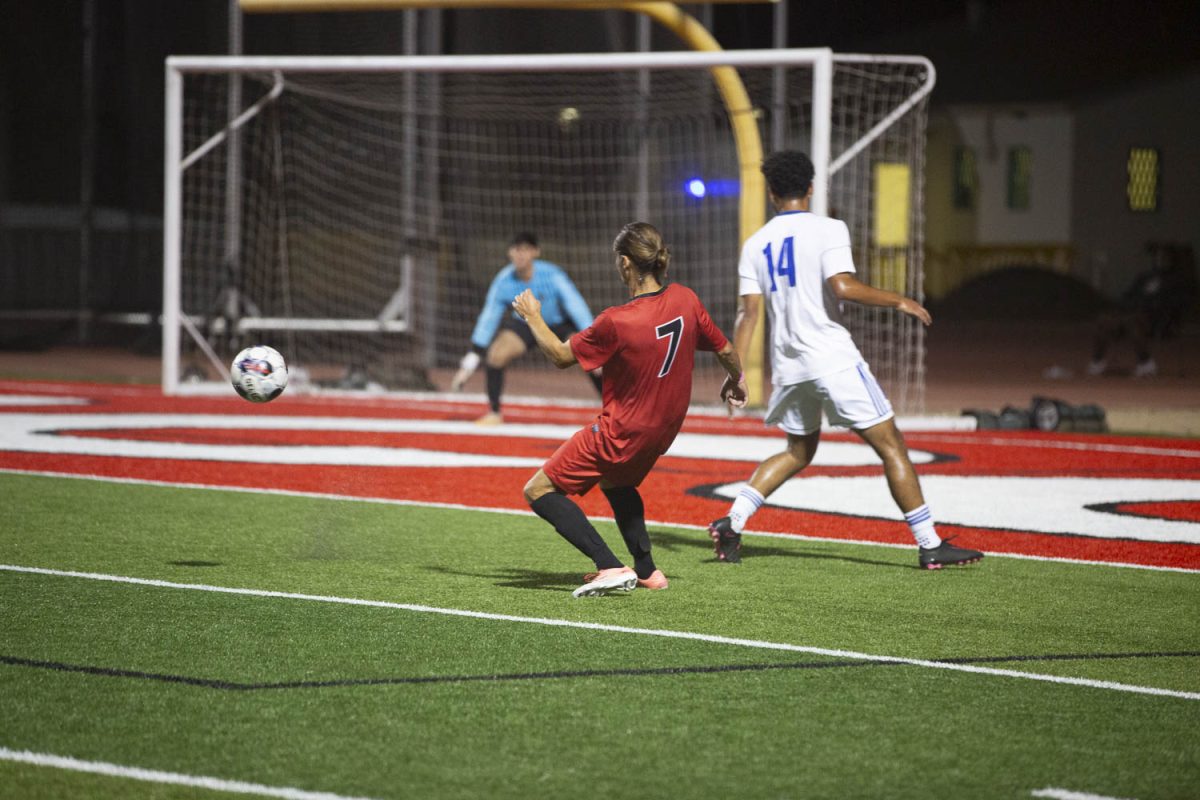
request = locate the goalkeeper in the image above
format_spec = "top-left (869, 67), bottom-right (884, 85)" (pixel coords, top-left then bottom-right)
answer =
top-left (451, 232), bottom-right (602, 424)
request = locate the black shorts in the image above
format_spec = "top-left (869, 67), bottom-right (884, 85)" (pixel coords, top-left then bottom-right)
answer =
top-left (499, 314), bottom-right (576, 350)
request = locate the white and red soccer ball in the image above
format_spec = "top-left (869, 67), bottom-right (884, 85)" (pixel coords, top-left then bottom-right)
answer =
top-left (230, 345), bottom-right (288, 403)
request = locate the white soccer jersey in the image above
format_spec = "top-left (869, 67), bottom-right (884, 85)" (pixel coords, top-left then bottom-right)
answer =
top-left (737, 210), bottom-right (864, 385)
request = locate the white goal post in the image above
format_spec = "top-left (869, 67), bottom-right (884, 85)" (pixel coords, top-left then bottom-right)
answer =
top-left (164, 48), bottom-right (934, 409)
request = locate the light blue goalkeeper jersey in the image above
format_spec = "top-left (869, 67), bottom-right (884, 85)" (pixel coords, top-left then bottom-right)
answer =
top-left (469, 259), bottom-right (594, 350)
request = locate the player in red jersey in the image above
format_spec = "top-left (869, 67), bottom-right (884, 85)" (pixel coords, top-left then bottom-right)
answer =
top-left (512, 222), bottom-right (746, 597)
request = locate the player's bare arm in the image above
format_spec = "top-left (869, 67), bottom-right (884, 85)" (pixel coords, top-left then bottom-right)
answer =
top-left (715, 341), bottom-right (748, 409)
top-left (826, 273), bottom-right (932, 326)
top-left (732, 293), bottom-right (763, 364)
top-left (511, 289), bottom-right (578, 368)
top-left (720, 293), bottom-right (760, 410)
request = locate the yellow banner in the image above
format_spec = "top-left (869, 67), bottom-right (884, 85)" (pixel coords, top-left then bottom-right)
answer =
top-left (873, 162), bottom-right (910, 248)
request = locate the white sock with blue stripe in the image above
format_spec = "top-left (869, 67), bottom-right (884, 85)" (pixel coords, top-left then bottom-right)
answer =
top-left (728, 486), bottom-right (765, 533)
top-left (904, 504), bottom-right (941, 549)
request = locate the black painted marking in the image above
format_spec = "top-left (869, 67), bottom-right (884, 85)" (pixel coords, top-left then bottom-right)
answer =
top-left (685, 482), bottom-right (1199, 544)
top-left (1084, 500), bottom-right (1200, 524)
top-left (0, 655), bottom-right (245, 690)
top-left (0, 653), bottom-right (880, 690)
top-left (3, 650), bottom-right (1197, 692)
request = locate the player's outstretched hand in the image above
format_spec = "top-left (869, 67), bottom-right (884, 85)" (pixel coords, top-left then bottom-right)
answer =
top-left (721, 373), bottom-right (748, 415)
top-left (897, 298), bottom-right (932, 326)
top-left (511, 289), bottom-right (542, 322)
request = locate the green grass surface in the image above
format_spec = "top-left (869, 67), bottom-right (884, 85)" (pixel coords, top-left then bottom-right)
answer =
top-left (2, 472), bottom-right (1199, 799)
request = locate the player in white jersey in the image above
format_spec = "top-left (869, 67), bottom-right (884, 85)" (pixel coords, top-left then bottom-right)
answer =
top-left (708, 151), bottom-right (983, 570)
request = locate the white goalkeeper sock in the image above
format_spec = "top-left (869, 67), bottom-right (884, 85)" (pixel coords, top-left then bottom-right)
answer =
top-left (905, 504), bottom-right (941, 549)
top-left (459, 351), bottom-right (481, 372)
top-left (728, 485), bottom-right (765, 533)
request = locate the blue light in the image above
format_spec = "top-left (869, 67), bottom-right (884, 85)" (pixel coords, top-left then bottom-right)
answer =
top-left (683, 177), bottom-right (739, 200)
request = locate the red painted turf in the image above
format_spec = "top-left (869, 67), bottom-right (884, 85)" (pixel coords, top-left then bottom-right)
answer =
top-left (2, 381), bottom-right (1198, 570)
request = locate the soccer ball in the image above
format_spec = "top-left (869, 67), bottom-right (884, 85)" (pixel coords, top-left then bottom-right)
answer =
top-left (230, 345), bottom-right (288, 403)
top-left (557, 106), bottom-right (580, 133)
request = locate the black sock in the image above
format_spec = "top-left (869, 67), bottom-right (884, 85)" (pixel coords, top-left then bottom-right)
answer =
top-left (602, 486), bottom-right (656, 579)
top-left (485, 366), bottom-right (504, 413)
top-left (587, 371), bottom-right (603, 396)
top-left (530, 493), bottom-right (623, 570)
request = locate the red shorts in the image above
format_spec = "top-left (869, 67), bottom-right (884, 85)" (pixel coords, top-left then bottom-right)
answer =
top-left (542, 424), bottom-right (667, 496)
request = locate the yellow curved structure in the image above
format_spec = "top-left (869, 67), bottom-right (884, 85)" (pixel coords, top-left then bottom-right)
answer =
top-left (240, 0), bottom-right (769, 402)
top-left (625, 2), bottom-right (765, 402)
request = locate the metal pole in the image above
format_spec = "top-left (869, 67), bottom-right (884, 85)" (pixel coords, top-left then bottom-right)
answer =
top-left (403, 9), bottom-right (417, 234)
top-left (634, 13), bottom-right (650, 221)
top-left (225, 0), bottom-right (245, 324)
top-left (421, 8), bottom-right (441, 369)
top-left (810, 48), bottom-right (832, 217)
top-left (163, 65), bottom-right (184, 395)
top-left (79, 0), bottom-right (97, 343)
top-left (771, 0), bottom-right (786, 152)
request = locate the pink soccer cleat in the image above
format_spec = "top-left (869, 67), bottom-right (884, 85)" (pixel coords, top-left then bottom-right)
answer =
top-left (637, 569), bottom-right (669, 590)
top-left (572, 567), bottom-right (638, 598)
top-left (583, 568), bottom-right (668, 590)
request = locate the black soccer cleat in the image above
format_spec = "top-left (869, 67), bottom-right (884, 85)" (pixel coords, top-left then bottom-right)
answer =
top-left (708, 517), bottom-right (742, 564)
top-left (918, 537), bottom-right (984, 570)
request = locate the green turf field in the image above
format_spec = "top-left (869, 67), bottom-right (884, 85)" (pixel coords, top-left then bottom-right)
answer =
top-left (2, 472), bottom-right (1198, 799)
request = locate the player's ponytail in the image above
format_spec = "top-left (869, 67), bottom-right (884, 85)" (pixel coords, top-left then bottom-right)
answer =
top-left (654, 244), bottom-right (671, 275)
top-left (614, 221), bottom-right (670, 281)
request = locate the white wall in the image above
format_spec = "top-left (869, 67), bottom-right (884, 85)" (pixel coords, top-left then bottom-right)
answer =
top-left (949, 106), bottom-right (1074, 245)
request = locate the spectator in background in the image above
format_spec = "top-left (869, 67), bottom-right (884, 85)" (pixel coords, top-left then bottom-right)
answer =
top-left (450, 232), bottom-right (602, 424)
top-left (1088, 243), bottom-right (1198, 378)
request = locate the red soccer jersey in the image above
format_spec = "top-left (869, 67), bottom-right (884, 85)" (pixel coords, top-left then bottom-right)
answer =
top-left (569, 283), bottom-right (728, 458)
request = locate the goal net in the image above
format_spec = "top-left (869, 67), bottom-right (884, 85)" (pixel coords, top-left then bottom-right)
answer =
top-left (165, 50), bottom-right (932, 412)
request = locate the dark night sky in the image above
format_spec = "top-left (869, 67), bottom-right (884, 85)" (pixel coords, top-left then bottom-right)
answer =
top-left (1, 1), bottom-right (1197, 212)
top-left (772, 0), bottom-right (1200, 105)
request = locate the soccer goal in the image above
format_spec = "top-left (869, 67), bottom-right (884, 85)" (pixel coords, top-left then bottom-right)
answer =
top-left (164, 49), bottom-right (933, 411)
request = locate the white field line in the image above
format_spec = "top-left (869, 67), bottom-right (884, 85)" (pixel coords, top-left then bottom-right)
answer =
top-left (0, 747), bottom-right (379, 800)
top-left (0, 381), bottom-right (974, 431)
top-left (3, 467), bottom-right (1198, 575)
top-left (0, 395), bottom-right (89, 406)
top-left (1031, 788), bottom-right (1136, 800)
top-left (3, 563), bottom-right (1199, 702)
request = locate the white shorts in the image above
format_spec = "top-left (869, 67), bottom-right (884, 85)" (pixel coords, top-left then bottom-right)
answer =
top-left (764, 362), bottom-right (894, 435)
